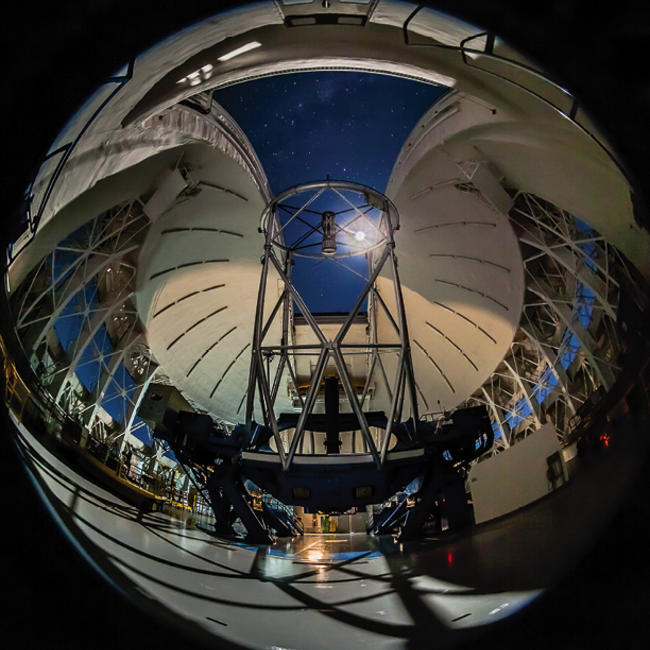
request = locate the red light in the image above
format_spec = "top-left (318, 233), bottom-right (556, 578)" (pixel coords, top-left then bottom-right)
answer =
top-left (447, 552), bottom-right (453, 565)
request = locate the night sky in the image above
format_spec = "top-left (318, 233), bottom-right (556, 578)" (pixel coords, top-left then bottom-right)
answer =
top-left (213, 72), bottom-right (447, 312)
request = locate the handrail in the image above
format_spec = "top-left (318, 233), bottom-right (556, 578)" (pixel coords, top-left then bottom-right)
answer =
top-left (7, 8), bottom-right (631, 271)
top-left (6, 60), bottom-right (134, 266)
top-left (2, 334), bottom-right (198, 509)
top-left (401, 4), bottom-right (630, 188)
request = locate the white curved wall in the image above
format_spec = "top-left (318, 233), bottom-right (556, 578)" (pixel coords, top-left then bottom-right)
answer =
top-left (136, 143), bottom-right (287, 425)
top-left (378, 145), bottom-right (524, 413)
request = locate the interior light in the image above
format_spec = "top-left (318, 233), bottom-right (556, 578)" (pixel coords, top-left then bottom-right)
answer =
top-left (189, 78), bottom-right (201, 87)
top-left (354, 485), bottom-right (373, 498)
top-left (187, 70), bottom-right (200, 80)
top-left (217, 41), bottom-right (262, 62)
top-left (201, 64), bottom-right (213, 73)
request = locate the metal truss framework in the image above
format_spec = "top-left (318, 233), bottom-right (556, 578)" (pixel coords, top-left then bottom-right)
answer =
top-left (465, 192), bottom-right (632, 454)
top-left (11, 200), bottom-right (158, 449)
top-left (9, 181), bottom-right (638, 469)
top-left (245, 181), bottom-right (419, 470)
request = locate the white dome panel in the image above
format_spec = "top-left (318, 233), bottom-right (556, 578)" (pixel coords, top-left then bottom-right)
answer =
top-left (380, 142), bottom-right (525, 413)
top-left (136, 147), bottom-right (288, 424)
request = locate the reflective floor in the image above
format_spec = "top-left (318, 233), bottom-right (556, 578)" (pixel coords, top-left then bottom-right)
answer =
top-left (7, 407), bottom-right (650, 649)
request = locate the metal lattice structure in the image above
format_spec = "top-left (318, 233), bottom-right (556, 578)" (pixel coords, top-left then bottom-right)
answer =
top-left (245, 180), bottom-right (419, 470)
top-left (465, 192), bottom-right (634, 454)
top-left (10, 200), bottom-right (157, 448)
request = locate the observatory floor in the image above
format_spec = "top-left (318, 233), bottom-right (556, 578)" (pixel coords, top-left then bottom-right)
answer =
top-left (10, 410), bottom-right (648, 650)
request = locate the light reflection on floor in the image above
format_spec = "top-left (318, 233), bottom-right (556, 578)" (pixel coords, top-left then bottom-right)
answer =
top-left (11, 408), bottom-right (648, 649)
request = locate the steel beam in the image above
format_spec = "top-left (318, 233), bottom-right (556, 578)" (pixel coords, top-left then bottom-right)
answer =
top-left (528, 280), bottom-right (614, 389)
top-left (519, 229), bottom-right (616, 319)
top-left (520, 325), bottom-right (577, 414)
top-left (29, 246), bottom-right (139, 353)
top-left (85, 330), bottom-right (142, 429)
top-left (480, 386), bottom-right (510, 448)
top-left (53, 291), bottom-right (134, 404)
top-left (503, 358), bottom-right (543, 429)
top-left (119, 364), bottom-right (159, 453)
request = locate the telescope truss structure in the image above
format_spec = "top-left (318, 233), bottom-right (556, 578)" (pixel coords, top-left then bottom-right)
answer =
top-left (245, 180), bottom-right (419, 471)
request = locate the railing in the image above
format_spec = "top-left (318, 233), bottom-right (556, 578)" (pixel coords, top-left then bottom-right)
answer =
top-left (86, 436), bottom-right (198, 509)
top-left (2, 333), bottom-right (207, 516)
top-left (9, 6), bottom-right (630, 271)
top-left (3, 356), bottom-right (29, 423)
top-left (6, 72), bottom-right (271, 270)
top-left (401, 4), bottom-right (629, 187)
top-left (7, 61), bottom-right (134, 265)
top-left (192, 495), bottom-right (216, 529)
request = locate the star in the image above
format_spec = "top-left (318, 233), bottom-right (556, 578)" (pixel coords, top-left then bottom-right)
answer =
top-left (213, 71), bottom-right (446, 312)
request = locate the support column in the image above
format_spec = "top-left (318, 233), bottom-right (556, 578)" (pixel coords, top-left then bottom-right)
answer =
top-left (54, 291), bottom-right (134, 404)
top-left (480, 386), bottom-right (510, 448)
top-left (324, 376), bottom-right (341, 454)
top-left (119, 364), bottom-right (158, 453)
top-left (29, 245), bottom-right (139, 352)
top-left (85, 331), bottom-right (142, 429)
top-left (503, 358), bottom-right (543, 429)
top-left (528, 280), bottom-right (615, 389)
